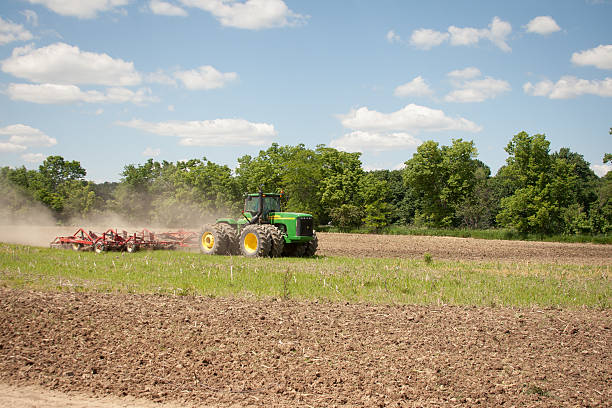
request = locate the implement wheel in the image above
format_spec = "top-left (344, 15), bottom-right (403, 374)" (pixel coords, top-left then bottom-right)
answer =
top-left (240, 225), bottom-right (271, 257)
top-left (94, 241), bottom-right (105, 254)
top-left (199, 224), bottom-right (228, 255)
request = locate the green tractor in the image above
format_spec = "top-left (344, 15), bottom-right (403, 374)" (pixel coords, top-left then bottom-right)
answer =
top-left (199, 190), bottom-right (318, 257)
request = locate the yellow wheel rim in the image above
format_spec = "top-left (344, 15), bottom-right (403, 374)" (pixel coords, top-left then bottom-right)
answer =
top-left (202, 232), bottom-right (215, 250)
top-left (243, 232), bottom-right (258, 254)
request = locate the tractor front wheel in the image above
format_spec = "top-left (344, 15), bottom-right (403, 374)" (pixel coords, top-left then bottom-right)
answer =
top-left (199, 224), bottom-right (228, 255)
top-left (239, 225), bottom-right (271, 257)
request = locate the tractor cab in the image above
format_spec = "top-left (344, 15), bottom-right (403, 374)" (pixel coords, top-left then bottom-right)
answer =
top-left (244, 193), bottom-right (281, 221)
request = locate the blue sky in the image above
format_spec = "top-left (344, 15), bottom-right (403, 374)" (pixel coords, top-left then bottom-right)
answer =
top-left (0, 0), bottom-right (611, 182)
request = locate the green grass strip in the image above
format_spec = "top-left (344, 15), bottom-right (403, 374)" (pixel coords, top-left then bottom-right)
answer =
top-left (0, 243), bottom-right (609, 309)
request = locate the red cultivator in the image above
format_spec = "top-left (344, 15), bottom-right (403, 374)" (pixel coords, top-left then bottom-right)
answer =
top-left (50, 228), bottom-right (200, 253)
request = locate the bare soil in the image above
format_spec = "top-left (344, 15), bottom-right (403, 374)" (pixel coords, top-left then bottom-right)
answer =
top-left (318, 232), bottom-right (612, 265)
top-left (1, 289), bottom-right (610, 407)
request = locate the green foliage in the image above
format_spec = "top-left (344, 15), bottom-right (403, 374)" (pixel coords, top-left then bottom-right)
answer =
top-left (329, 204), bottom-right (364, 231)
top-left (496, 132), bottom-right (604, 235)
top-left (404, 139), bottom-right (479, 227)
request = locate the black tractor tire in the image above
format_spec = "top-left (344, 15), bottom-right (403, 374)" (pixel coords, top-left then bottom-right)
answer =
top-left (281, 242), bottom-right (306, 257)
top-left (261, 224), bottom-right (285, 257)
top-left (239, 225), bottom-right (271, 257)
top-left (216, 223), bottom-right (239, 255)
top-left (199, 224), bottom-right (228, 255)
top-left (302, 232), bottom-right (318, 257)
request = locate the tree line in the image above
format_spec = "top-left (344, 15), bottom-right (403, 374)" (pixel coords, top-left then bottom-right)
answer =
top-left (1, 130), bottom-right (611, 235)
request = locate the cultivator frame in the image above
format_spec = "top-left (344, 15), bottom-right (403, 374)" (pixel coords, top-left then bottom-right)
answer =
top-left (50, 228), bottom-right (199, 253)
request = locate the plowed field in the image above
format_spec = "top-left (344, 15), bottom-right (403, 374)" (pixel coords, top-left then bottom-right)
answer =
top-left (1, 289), bottom-right (611, 407)
top-left (317, 232), bottom-right (612, 264)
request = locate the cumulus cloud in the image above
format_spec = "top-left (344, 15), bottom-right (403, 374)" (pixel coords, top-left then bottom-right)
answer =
top-left (386, 30), bottom-right (401, 44)
top-left (0, 124), bottom-right (55, 154)
top-left (1, 43), bottom-right (141, 86)
top-left (409, 17), bottom-right (512, 52)
top-left (333, 104), bottom-right (479, 154)
top-left (25, 0), bottom-right (129, 19)
top-left (445, 78), bottom-right (511, 103)
top-left (394, 76), bottom-right (434, 97)
top-left (447, 67), bottom-right (482, 80)
top-left (330, 131), bottom-right (422, 153)
top-left (523, 76), bottom-right (612, 99)
top-left (117, 118), bottom-right (277, 146)
top-left (21, 152), bottom-right (45, 163)
top-left (571, 45), bottom-right (612, 70)
top-left (0, 17), bottom-right (34, 45)
top-left (0, 142), bottom-right (27, 153)
top-left (592, 163), bottom-right (611, 177)
top-left (409, 29), bottom-right (449, 50)
top-left (142, 147), bottom-right (161, 157)
top-left (150, 0), bottom-right (188, 16)
top-left (178, 0), bottom-right (307, 29)
top-left (7, 83), bottom-right (158, 104)
top-left (339, 104), bottom-right (482, 133)
top-left (174, 65), bottom-right (238, 90)
top-left (525, 16), bottom-right (561, 35)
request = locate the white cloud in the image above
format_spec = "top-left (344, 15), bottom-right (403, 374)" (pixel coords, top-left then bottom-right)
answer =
top-left (592, 163), bottom-right (611, 177)
top-left (409, 29), bottom-right (449, 50)
top-left (339, 104), bottom-right (482, 133)
top-left (445, 77), bottom-right (511, 103)
top-left (524, 76), bottom-right (612, 99)
top-left (448, 26), bottom-right (487, 46)
top-left (142, 147), bottom-right (161, 157)
top-left (117, 118), bottom-right (277, 146)
top-left (447, 67), bottom-right (482, 80)
top-left (178, 0), bottom-right (307, 29)
top-left (150, 0), bottom-right (188, 16)
top-left (21, 152), bottom-right (45, 163)
top-left (21, 10), bottom-right (39, 26)
top-left (0, 142), bottom-right (28, 153)
top-left (386, 30), bottom-right (401, 44)
top-left (330, 131), bottom-right (422, 153)
top-left (411, 17), bottom-right (511, 52)
top-left (1, 43), bottom-right (141, 86)
top-left (0, 124), bottom-right (55, 154)
top-left (526, 16), bottom-right (561, 35)
top-left (571, 45), bottom-right (612, 70)
top-left (487, 16), bottom-right (512, 52)
top-left (0, 17), bottom-right (34, 45)
top-left (25, 0), bottom-right (129, 19)
top-left (394, 76), bottom-right (434, 97)
top-left (145, 70), bottom-right (177, 85)
top-left (8, 83), bottom-right (158, 104)
top-left (174, 65), bottom-right (238, 90)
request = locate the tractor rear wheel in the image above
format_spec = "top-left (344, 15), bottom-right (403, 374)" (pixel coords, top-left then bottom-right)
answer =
top-left (199, 224), bottom-right (228, 255)
top-left (262, 224), bottom-right (285, 257)
top-left (239, 225), bottom-right (271, 257)
top-left (281, 242), bottom-right (306, 257)
top-left (216, 223), bottom-right (239, 255)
